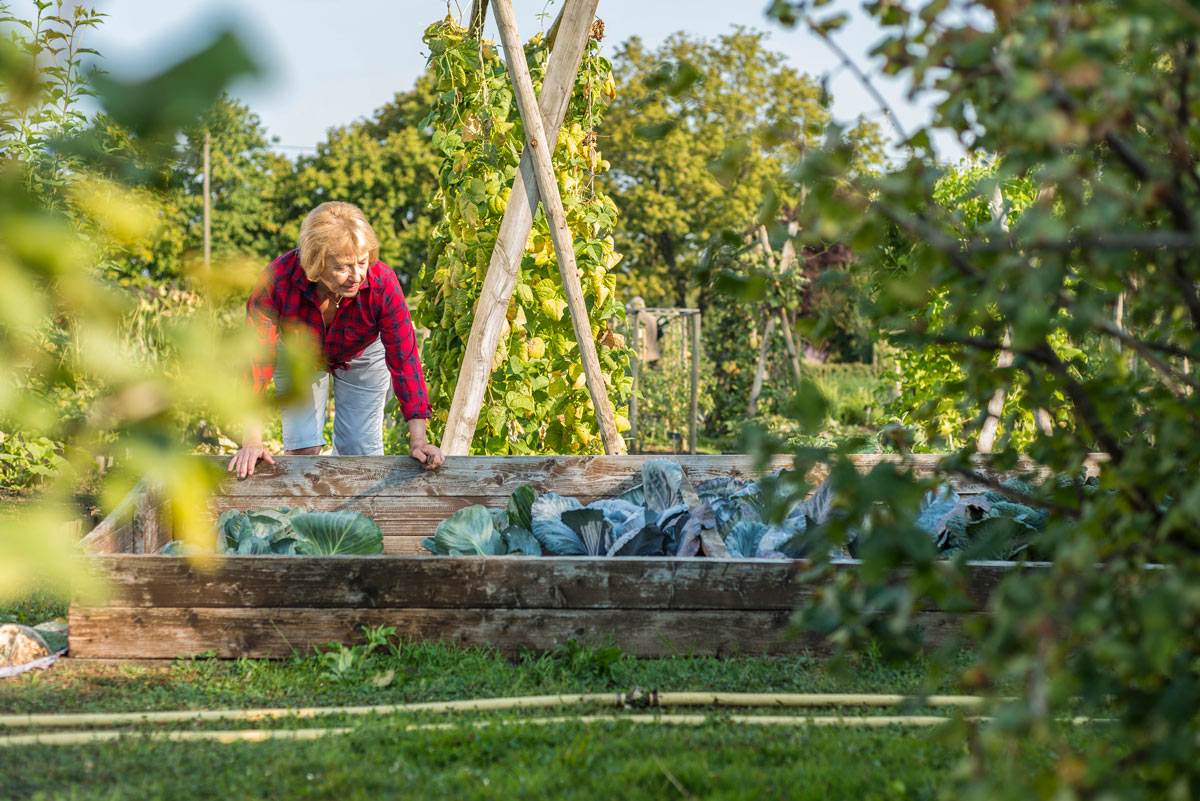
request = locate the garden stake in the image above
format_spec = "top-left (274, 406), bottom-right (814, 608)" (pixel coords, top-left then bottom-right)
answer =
top-left (492, 0), bottom-right (624, 454)
top-left (0, 713), bottom-right (1111, 749)
top-left (0, 691), bottom-right (1003, 730)
top-left (440, 0), bottom-right (601, 455)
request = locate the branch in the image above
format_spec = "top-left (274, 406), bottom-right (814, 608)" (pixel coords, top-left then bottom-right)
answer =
top-left (799, 15), bottom-right (912, 147)
top-left (1094, 319), bottom-right (1199, 398)
top-left (1094, 328), bottom-right (1198, 362)
top-left (959, 231), bottom-right (1197, 254)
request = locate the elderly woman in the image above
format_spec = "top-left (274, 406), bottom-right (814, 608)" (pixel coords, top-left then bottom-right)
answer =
top-left (229, 201), bottom-right (444, 477)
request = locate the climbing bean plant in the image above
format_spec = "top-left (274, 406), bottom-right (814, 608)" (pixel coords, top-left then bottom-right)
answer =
top-left (413, 16), bottom-right (631, 454)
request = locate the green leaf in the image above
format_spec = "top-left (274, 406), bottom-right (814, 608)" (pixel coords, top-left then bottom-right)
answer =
top-left (502, 526), bottom-right (542, 555)
top-left (433, 505), bottom-right (505, 555)
top-left (290, 512), bottom-right (384, 555)
top-left (506, 484), bottom-right (538, 531)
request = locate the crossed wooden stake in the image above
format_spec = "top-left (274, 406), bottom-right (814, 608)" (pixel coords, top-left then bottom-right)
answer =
top-left (440, 0), bottom-right (625, 455)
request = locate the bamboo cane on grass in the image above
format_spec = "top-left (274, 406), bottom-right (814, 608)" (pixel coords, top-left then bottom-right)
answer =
top-left (0, 692), bottom-right (1003, 730)
top-left (0, 712), bottom-right (1111, 749)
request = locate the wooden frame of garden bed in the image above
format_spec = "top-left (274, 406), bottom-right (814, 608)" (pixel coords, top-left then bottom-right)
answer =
top-left (69, 454), bottom-right (1096, 660)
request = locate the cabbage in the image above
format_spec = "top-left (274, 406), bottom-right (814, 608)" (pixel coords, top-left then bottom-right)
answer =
top-left (433, 506), bottom-right (505, 555)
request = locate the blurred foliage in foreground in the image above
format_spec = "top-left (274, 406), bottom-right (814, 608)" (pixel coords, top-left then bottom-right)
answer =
top-left (729, 0), bottom-right (1200, 798)
top-left (0, 2), bottom-right (272, 600)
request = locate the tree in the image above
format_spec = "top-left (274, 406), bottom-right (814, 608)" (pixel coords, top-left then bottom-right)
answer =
top-left (273, 74), bottom-right (441, 288)
top-left (83, 94), bottom-right (288, 281)
top-left (176, 94), bottom-right (290, 267)
top-left (601, 27), bottom-right (883, 308)
top-left (758, 0), bottom-right (1200, 797)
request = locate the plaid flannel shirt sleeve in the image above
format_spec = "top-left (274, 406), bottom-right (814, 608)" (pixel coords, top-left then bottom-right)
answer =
top-left (375, 268), bottom-right (431, 420)
top-left (246, 267), bottom-right (280, 395)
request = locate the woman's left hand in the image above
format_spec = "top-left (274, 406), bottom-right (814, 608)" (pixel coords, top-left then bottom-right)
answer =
top-left (410, 441), bottom-right (445, 470)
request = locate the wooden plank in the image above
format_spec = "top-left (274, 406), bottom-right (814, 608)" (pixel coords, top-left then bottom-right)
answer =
top-left (208, 455), bottom-right (797, 499)
top-left (77, 556), bottom-right (821, 610)
top-left (441, 0), bottom-right (601, 455)
top-left (78, 480), bottom-right (150, 555)
top-left (79, 556), bottom-right (1016, 611)
top-left (206, 454), bottom-right (1104, 501)
top-left (132, 489), bottom-right (170, 555)
top-left (384, 536), bottom-right (433, 555)
top-left (212, 495), bottom-right (679, 540)
top-left (67, 606), bottom-right (976, 659)
top-left (493, 0), bottom-right (623, 455)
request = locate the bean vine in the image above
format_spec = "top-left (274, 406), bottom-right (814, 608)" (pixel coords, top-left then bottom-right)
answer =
top-left (414, 15), bottom-right (631, 454)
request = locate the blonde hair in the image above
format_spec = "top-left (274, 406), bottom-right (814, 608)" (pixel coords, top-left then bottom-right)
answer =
top-left (297, 201), bottom-right (381, 281)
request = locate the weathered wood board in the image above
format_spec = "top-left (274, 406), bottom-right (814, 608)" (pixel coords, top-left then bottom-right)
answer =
top-left (70, 454), bottom-right (1094, 659)
top-left (68, 605), bottom-right (975, 659)
top-left (78, 556), bottom-right (1013, 611)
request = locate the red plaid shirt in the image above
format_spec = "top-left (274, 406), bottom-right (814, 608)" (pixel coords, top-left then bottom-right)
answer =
top-left (246, 250), bottom-right (431, 421)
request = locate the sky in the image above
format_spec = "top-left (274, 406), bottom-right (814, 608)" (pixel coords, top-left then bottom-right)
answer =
top-left (28, 0), bottom-right (965, 161)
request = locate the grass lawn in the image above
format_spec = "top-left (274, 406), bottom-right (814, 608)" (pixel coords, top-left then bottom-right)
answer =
top-left (0, 637), bottom-right (1110, 800)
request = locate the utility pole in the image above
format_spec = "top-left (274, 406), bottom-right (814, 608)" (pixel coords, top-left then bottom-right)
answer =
top-left (202, 130), bottom-right (211, 269)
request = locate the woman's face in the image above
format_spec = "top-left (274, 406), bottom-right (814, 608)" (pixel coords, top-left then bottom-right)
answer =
top-left (318, 248), bottom-right (370, 300)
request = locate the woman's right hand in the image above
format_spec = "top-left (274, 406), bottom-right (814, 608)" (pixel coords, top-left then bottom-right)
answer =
top-left (228, 444), bottom-right (275, 479)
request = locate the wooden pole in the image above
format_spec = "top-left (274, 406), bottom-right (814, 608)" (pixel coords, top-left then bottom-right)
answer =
top-left (467, 0), bottom-right (490, 37)
top-left (746, 313), bottom-right (775, 418)
top-left (690, 311), bottom-right (700, 454)
top-left (545, 0), bottom-right (569, 50)
top-left (978, 186), bottom-right (1056, 447)
top-left (440, 0), bottom-right (600, 455)
top-left (492, 0), bottom-right (623, 455)
top-left (202, 130), bottom-right (211, 269)
top-left (629, 310), bottom-right (640, 453)
top-left (758, 225), bottom-right (803, 384)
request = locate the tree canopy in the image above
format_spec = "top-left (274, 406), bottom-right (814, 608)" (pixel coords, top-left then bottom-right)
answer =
top-left (601, 27), bottom-right (884, 307)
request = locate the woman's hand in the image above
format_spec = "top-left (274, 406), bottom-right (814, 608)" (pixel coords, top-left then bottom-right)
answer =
top-left (410, 441), bottom-right (444, 470)
top-left (406, 418), bottom-right (444, 470)
top-left (228, 443), bottom-right (275, 479)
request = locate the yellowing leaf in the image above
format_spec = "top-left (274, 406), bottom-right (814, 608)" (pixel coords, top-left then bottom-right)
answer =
top-left (525, 336), bottom-right (547, 360)
top-left (540, 297), bottom-right (567, 321)
top-left (462, 113), bottom-right (482, 142)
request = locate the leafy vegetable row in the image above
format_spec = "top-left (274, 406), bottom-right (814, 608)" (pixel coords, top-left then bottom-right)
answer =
top-left (161, 508), bottom-right (384, 555)
top-left (422, 457), bottom-right (1073, 560)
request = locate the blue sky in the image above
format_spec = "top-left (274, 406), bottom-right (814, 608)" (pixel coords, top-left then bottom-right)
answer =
top-left (55, 0), bottom-right (963, 160)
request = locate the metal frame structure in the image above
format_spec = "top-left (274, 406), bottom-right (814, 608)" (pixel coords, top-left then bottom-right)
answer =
top-left (625, 306), bottom-right (701, 454)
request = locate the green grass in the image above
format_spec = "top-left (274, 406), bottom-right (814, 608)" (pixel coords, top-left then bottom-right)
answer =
top-left (0, 587), bottom-right (68, 627)
top-left (9, 719), bottom-right (968, 801)
top-left (1, 639), bottom-right (954, 715)
top-left (0, 639), bottom-right (1112, 800)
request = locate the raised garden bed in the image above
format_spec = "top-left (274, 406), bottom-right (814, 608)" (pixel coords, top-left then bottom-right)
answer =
top-left (69, 455), bottom-right (1087, 660)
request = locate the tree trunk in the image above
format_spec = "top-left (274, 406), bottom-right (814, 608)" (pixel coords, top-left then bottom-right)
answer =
top-left (746, 313), bottom-right (775, 418)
